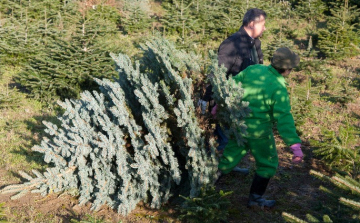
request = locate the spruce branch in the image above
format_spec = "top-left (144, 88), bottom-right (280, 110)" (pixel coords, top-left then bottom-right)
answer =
top-left (207, 50), bottom-right (250, 146)
top-left (339, 197), bottom-right (360, 210)
top-left (0, 166), bottom-right (77, 200)
top-left (282, 212), bottom-right (308, 223)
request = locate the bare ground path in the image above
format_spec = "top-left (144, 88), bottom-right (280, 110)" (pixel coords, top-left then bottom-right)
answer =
top-left (0, 145), bottom-right (339, 223)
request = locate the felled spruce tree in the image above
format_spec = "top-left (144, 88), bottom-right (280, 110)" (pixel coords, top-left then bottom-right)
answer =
top-left (0, 36), bottom-right (221, 216)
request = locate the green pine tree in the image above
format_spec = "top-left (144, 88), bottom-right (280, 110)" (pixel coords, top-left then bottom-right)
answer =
top-left (178, 187), bottom-right (233, 223)
top-left (295, 0), bottom-right (327, 25)
top-left (161, 0), bottom-right (200, 45)
top-left (16, 1), bottom-right (119, 102)
top-left (0, 0), bottom-right (74, 69)
top-left (310, 121), bottom-right (360, 177)
top-left (0, 0), bottom-right (44, 68)
top-left (263, 24), bottom-right (295, 62)
top-left (0, 202), bottom-right (7, 223)
top-left (119, 0), bottom-right (153, 34)
top-left (317, 0), bottom-right (360, 59)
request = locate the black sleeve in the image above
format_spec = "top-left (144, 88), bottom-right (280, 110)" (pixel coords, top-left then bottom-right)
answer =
top-left (255, 39), bottom-right (263, 64)
top-left (218, 39), bottom-right (237, 75)
top-left (203, 36), bottom-right (240, 101)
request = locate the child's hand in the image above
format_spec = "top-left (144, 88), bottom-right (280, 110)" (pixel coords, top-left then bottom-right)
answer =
top-left (290, 143), bottom-right (303, 164)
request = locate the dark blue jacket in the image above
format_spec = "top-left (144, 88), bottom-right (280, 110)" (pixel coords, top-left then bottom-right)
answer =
top-left (203, 26), bottom-right (263, 101)
top-left (218, 26), bottom-right (263, 77)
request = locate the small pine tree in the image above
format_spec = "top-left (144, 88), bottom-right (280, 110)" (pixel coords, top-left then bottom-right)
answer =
top-left (0, 0), bottom-right (75, 70)
top-left (0, 1), bottom-right (44, 68)
top-left (283, 212), bottom-right (334, 223)
top-left (0, 202), bottom-right (7, 223)
top-left (310, 170), bottom-right (360, 216)
top-left (282, 212), bottom-right (308, 223)
top-left (299, 37), bottom-right (333, 86)
top-left (310, 122), bottom-right (360, 177)
top-left (178, 187), bottom-right (233, 223)
top-left (119, 0), bottom-right (153, 34)
top-left (262, 23), bottom-right (295, 62)
top-left (161, 0), bottom-right (199, 45)
top-left (295, 0), bottom-right (326, 25)
top-left (16, 1), bottom-right (119, 102)
top-left (317, 0), bottom-right (360, 59)
top-left (17, 36), bottom-right (117, 102)
top-left (0, 69), bottom-right (22, 108)
top-left (214, 0), bottom-right (246, 37)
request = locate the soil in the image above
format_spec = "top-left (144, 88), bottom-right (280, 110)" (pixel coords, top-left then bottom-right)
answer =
top-left (215, 144), bottom-right (332, 223)
top-left (0, 142), bottom-right (345, 223)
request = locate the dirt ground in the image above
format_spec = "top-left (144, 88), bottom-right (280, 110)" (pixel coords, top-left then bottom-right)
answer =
top-left (1, 99), bottom-right (359, 222)
top-left (216, 144), bottom-right (332, 223)
top-left (0, 173), bottom-right (173, 222)
top-left (0, 142), bottom-right (344, 223)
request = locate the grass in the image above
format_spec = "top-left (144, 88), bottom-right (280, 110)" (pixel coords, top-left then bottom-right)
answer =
top-left (0, 68), bottom-right (55, 182)
top-left (0, 46), bottom-right (359, 223)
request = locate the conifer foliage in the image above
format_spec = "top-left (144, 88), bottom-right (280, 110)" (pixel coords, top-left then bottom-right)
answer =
top-left (119, 0), bottom-right (152, 34)
top-left (282, 170), bottom-right (360, 222)
top-left (0, 0), bottom-right (54, 68)
top-left (0, 36), bottom-right (219, 216)
top-left (15, 1), bottom-right (119, 102)
top-left (317, 0), bottom-right (360, 59)
top-left (207, 51), bottom-right (250, 146)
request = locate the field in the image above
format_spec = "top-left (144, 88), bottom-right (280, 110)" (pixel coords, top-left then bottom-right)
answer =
top-left (0, 1), bottom-right (359, 222)
top-left (0, 56), bottom-right (359, 222)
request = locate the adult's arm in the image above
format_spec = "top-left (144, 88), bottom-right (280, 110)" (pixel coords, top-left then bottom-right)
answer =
top-left (202, 39), bottom-right (239, 101)
top-left (217, 40), bottom-right (239, 76)
top-left (255, 39), bottom-right (264, 64)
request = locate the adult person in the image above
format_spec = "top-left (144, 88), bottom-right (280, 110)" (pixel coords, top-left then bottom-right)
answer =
top-left (201, 8), bottom-right (267, 104)
top-left (199, 8), bottom-right (267, 154)
top-left (217, 47), bottom-right (304, 208)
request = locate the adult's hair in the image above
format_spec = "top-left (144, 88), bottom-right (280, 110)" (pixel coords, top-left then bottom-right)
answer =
top-left (242, 8), bottom-right (267, 26)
